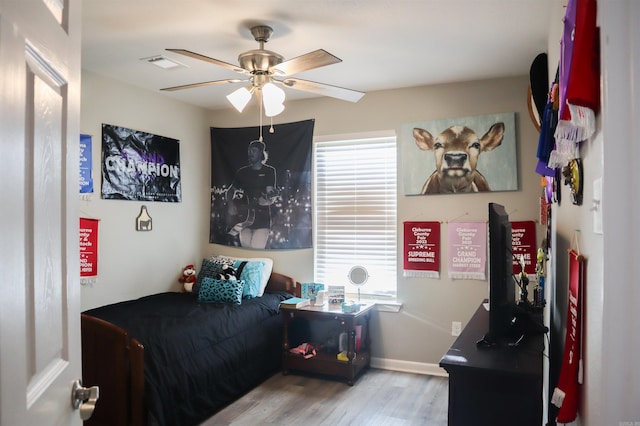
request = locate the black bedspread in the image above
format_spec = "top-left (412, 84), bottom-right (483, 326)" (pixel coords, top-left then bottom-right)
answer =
top-left (83, 291), bottom-right (290, 426)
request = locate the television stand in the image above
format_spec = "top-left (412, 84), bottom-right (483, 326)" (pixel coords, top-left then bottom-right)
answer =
top-left (475, 334), bottom-right (497, 348)
top-left (440, 301), bottom-right (543, 426)
top-left (512, 306), bottom-right (549, 336)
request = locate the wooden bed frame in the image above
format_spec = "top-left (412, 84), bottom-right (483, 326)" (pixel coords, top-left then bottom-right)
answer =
top-left (81, 272), bottom-right (298, 425)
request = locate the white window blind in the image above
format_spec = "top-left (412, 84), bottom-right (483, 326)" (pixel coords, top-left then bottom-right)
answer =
top-left (314, 134), bottom-right (397, 297)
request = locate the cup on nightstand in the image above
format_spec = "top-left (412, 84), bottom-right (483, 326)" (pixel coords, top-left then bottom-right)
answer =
top-left (315, 290), bottom-right (326, 306)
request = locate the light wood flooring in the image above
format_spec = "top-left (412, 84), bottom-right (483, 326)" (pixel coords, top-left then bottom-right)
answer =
top-left (201, 368), bottom-right (448, 426)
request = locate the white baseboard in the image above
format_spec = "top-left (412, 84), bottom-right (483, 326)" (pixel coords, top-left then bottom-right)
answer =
top-left (370, 357), bottom-right (449, 377)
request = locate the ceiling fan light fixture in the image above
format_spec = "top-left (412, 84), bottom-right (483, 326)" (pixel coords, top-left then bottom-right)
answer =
top-left (262, 82), bottom-right (285, 117)
top-left (226, 86), bottom-right (254, 112)
top-left (165, 25), bottom-right (364, 109)
top-left (265, 102), bottom-right (285, 117)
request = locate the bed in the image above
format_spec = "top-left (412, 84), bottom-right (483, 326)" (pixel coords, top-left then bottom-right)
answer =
top-left (81, 270), bottom-right (299, 426)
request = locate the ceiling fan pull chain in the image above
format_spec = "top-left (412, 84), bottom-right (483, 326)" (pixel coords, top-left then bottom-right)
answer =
top-left (259, 94), bottom-right (264, 142)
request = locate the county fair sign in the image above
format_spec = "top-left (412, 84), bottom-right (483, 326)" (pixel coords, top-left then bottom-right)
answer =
top-left (403, 221), bottom-right (441, 278)
top-left (447, 222), bottom-right (487, 280)
top-left (510, 220), bottom-right (537, 275)
top-left (80, 218), bottom-right (98, 277)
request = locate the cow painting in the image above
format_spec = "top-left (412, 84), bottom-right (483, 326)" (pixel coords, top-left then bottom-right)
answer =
top-left (413, 123), bottom-right (505, 194)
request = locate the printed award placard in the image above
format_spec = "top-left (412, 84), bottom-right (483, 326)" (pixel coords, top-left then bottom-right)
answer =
top-left (80, 134), bottom-right (94, 194)
top-left (80, 218), bottom-right (99, 277)
top-left (403, 221), bottom-right (441, 278)
top-left (552, 250), bottom-right (585, 423)
top-left (511, 220), bottom-right (537, 275)
top-left (447, 222), bottom-right (487, 280)
top-left (101, 124), bottom-right (181, 202)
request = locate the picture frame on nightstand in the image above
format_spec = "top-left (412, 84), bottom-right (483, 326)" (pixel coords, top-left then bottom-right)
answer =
top-left (301, 283), bottom-right (325, 301)
top-left (328, 285), bottom-right (345, 304)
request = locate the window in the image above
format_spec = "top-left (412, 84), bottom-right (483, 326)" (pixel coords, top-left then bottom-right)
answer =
top-left (314, 132), bottom-right (397, 298)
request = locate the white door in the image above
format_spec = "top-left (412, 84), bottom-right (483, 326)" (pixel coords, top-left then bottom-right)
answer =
top-left (0, 0), bottom-right (83, 425)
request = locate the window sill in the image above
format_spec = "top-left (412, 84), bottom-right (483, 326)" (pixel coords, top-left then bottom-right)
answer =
top-left (374, 301), bottom-right (402, 313)
top-left (357, 298), bottom-right (402, 313)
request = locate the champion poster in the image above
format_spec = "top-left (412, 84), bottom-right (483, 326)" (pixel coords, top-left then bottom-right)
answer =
top-left (101, 124), bottom-right (181, 202)
top-left (552, 250), bottom-right (585, 423)
top-left (80, 134), bottom-right (94, 194)
top-left (510, 220), bottom-right (537, 275)
top-left (79, 218), bottom-right (99, 277)
top-left (209, 120), bottom-right (314, 250)
top-left (447, 222), bottom-right (487, 280)
top-left (403, 221), bottom-right (441, 278)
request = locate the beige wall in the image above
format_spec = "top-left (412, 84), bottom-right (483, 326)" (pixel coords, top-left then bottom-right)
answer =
top-left (208, 75), bottom-right (543, 366)
top-left (80, 71), bottom-right (211, 310)
top-left (80, 70), bottom-right (542, 368)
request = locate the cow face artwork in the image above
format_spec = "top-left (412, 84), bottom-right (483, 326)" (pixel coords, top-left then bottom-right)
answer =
top-left (413, 123), bottom-right (505, 194)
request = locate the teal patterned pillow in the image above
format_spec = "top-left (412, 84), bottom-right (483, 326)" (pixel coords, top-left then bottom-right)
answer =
top-left (194, 259), bottom-right (215, 296)
top-left (197, 277), bottom-right (244, 305)
top-left (234, 260), bottom-right (265, 299)
top-left (194, 256), bottom-right (235, 296)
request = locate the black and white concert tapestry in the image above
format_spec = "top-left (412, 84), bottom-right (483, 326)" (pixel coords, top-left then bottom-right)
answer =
top-left (101, 124), bottom-right (181, 202)
top-left (210, 119), bottom-right (314, 250)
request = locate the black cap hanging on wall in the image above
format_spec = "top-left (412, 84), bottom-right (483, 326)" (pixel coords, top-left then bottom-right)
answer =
top-left (528, 53), bottom-right (549, 132)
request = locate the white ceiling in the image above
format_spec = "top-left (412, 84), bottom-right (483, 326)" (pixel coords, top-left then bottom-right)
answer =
top-left (82, 0), bottom-right (554, 111)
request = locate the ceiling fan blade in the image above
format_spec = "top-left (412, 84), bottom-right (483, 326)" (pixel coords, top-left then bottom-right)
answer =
top-left (279, 78), bottom-right (365, 103)
top-left (161, 79), bottom-right (243, 92)
top-left (166, 49), bottom-right (249, 75)
top-left (272, 49), bottom-right (341, 76)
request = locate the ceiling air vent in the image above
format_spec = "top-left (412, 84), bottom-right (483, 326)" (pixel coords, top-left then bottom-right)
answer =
top-left (143, 55), bottom-right (184, 69)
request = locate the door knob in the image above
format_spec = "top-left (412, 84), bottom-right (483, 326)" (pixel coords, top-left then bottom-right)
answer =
top-left (71, 379), bottom-right (99, 421)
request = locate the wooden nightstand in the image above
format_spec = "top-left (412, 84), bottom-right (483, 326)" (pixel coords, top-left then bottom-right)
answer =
top-left (281, 302), bottom-right (374, 385)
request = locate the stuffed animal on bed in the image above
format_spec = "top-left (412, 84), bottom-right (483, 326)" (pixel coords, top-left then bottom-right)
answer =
top-left (180, 264), bottom-right (197, 292)
top-left (218, 264), bottom-right (238, 281)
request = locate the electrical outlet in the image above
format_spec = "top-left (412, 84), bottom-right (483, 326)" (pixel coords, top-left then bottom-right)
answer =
top-left (452, 321), bottom-right (462, 336)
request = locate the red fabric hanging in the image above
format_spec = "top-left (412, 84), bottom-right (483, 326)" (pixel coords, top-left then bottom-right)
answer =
top-left (552, 249), bottom-right (585, 423)
top-left (566, 0), bottom-right (600, 114)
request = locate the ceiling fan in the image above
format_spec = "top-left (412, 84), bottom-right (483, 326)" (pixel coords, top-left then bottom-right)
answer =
top-left (161, 25), bottom-right (365, 114)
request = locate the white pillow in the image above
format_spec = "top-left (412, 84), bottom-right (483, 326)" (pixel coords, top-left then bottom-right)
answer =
top-left (209, 255), bottom-right (273, 297)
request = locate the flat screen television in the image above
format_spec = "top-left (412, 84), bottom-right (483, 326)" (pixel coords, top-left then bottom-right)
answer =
top-left (481, 202), bottom-right (516, 346)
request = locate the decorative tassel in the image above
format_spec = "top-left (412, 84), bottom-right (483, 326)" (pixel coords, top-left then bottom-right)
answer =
top-left (554, 120), bottom-right (580, 145)
top-left (403, 270), bottom-right (440, 279)
top-left (555, 121), bottom-right (594, 145)
top-left (448, 272), bottom-right (486, 280)
top-left (568, 104), bottom-right (596, 139)
top-left (547, 138), bottom-right (580, 169)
